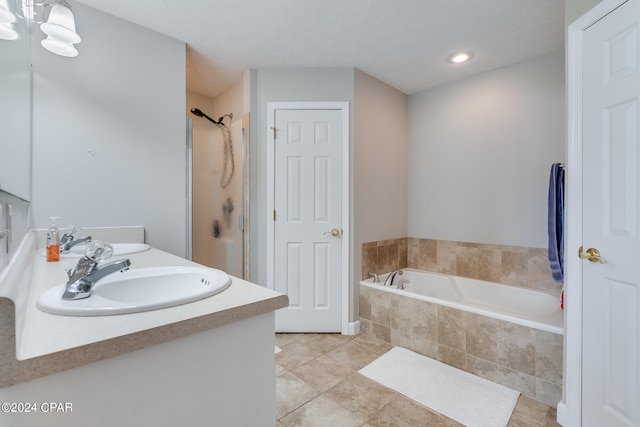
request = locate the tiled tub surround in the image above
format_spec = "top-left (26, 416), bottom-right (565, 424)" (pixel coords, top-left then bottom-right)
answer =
top-left (359, 279), bottom-right (563, 407)
top-left (362, 238), bottom-right (561, 294)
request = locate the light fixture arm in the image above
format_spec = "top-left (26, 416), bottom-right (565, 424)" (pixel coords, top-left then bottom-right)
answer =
top-left (13, 0), bottom-right (54, 25)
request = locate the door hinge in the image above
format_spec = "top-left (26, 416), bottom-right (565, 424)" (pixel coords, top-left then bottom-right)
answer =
top-left (272, 127), bottom-right (277, 139)
top-left (273, 210), bottom-right (276, 221)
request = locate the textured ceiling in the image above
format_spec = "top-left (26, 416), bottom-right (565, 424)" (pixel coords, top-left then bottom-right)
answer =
top-left (74, 0), bottom-right (565, 98)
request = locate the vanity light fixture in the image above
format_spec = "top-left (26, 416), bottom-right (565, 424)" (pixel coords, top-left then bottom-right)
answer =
top-left (2, 0), bottom-right (81, 57)
top-left (449, 52), bottom-right (474, 63)
top-left (0, 0), bottom-right (19, 40)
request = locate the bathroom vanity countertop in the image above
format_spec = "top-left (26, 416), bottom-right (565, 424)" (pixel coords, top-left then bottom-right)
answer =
top-left (15, 247), bottom-right (287, 361)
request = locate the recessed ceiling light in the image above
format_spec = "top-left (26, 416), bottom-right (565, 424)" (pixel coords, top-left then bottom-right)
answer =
top-left (449, 52), bottom-right (474, 63)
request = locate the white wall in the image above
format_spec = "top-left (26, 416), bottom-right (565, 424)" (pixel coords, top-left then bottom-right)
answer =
top-left (30, 1), bottom-right (187, 256)
top-left (353, 68), bottom-right (408, 286)
top-left (408, 50), bottom-right (565, 248)
top-left (188, 84), bottom-right (244, 277)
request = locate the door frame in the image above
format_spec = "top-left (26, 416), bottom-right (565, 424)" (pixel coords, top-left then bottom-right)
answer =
top-left (266, 101), bottom-right (350, 334)
top-left (562, 0), bottom-right (629, 424)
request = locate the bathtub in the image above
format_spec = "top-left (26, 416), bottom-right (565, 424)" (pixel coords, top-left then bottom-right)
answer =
top-left (361, 268), bottom-right (563, 334)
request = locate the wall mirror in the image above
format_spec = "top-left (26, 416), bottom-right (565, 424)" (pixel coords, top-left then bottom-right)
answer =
top-left (0, 12), bottom-right (31, 201)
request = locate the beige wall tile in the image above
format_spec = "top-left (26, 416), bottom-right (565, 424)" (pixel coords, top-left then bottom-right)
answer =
top-left (456, 245), bottom-right (479, 278)
top-left (370, 291), bottom-right (391, 326)
top-left (498, 366), bottom-right (537, 398)
top-left (419, 239), bottom-right (437, 270)
top-left (464, 355), bottom-right (499, 382)
top-left (399, 238), bottom-right (408, 268)
top-left (535, 330), bottom-right (563, 385)
top-left (411, 337), bottom-right (439, 360)
top-left (435, 240), bottom-right (457, 274)
top-left (501, 251), bottom-right (528, 287)
top-left (390, 328), bottom-right (412, 348)
top-left (498, 322), bottom-right (536, 376)
top-left (413, 302), bottom-right (438, 343)
top-left (437, 306), bottom-right (466, 352)
top-left (407, 237), bottom-right (420, 268)
top-left (478, 247), bottom-right (502, 283)
top-left (535, 378), bottom-right (562, 407)
top-left (359, 286), bottom-right (372, 320)
top-left (371, 322), bottom-right (391, 342)
top-left (465, 312), bottom-right (498, 363)
top-left (377, 243), bottom-right (390, 274)
top-left (390, 294), bottom-right (418, 335)
top-left (438, 345), bottom-right (466, 370)
top-left (527, 248), bottom-right (561, 292)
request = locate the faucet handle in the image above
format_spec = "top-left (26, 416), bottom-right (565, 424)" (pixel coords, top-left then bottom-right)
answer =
top-left (84, 240), bottom-right (113, 262)
top-left (60, 225), bottom-right (81, 245)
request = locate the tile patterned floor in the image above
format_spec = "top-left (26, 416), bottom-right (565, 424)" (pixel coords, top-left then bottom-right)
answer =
top-left (276, 333), bottom-right (561, 427)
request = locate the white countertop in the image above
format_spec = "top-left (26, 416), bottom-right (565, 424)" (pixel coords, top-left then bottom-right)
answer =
top-left (16, 246), bottom-right (287, 360)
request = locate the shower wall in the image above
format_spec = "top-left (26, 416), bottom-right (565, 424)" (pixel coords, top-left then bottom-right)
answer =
top-left (188, 83), bottom-right (244, 277)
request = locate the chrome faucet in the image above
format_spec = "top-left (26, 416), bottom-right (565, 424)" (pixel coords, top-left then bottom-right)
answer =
top-left (61, 240), bottom-right (130, 300)
top-left (368, 271), bottom-right (380, 283)
top-left (59, 225), bottom-right (92, 253)
top-left (60, 235), bottom-right (92, 253)
top-left (384, 269), bottom-right (403, 287)
top-left (62, 257), bottom-right (131, 300)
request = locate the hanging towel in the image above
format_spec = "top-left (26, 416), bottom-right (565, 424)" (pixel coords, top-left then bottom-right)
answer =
top-left (548, 163), bottom-right (564, 282)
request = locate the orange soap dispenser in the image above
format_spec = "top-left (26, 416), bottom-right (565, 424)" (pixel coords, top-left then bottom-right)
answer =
top-left (46, 217), bottom-right (60, 262)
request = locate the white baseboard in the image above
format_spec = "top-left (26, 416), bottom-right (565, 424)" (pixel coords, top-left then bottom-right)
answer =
top-left (556, 402), bottom-right (570, 426)
top-left (346, 320), bottom-right (359, 335)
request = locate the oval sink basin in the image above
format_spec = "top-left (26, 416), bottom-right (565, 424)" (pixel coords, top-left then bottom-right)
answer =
top-left (37, 266), bottom-right (231, 316)
top-left (61, 243), bottom-right (151, 258)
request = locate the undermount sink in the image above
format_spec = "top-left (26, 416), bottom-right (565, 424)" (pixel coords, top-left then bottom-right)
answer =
top-left (61, 243), bottom-right (151, 258)
top-left (36, 266), bottom-right (231, 316)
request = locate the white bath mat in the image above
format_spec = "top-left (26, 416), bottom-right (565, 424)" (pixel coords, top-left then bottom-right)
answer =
top-left (359, 347), bottom-right (519, 427)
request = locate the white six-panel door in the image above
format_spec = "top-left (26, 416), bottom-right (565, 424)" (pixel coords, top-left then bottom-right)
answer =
top-left (272, 108), bottom-right (344, 332)
top-left (581, 0), bottom-right (640, 425)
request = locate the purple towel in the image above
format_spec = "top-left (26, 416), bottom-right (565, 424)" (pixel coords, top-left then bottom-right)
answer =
top-left (548, 163), bottom-right (564, 282)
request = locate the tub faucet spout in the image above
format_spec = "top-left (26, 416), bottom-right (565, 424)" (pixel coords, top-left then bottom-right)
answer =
top-left (384, 269), bottom-right (403, 287)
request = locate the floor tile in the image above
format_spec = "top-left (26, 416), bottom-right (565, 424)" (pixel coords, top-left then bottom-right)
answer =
top-left (292, 355), bottom-right (355, 392)
top-left (276, 333), bottom-right (305, 347)
top-left (299, 333), bottom-right (355, 353)
top-left (280, 395), bottom-right (364, 427)
top-left (324, 373), bottom-right (397, 420)
top-left (511, 395), bottom-right (548, 425)
top-left (366, 396), bottom-right (463, 427)
top-left (276, 341), bottom-right (321, 371)
top-left (544, 407), bottom-right (561, 427)
top-left (275, 362), bottom-right (287, 376)
top-left (276, 372), bottom-right (321, 419)
top-left (326, 341), bottom-right (381, 370)
top-left (274, 333), bottom-right (556, 427)
top-left (508, 414), bottom-right (544, 427)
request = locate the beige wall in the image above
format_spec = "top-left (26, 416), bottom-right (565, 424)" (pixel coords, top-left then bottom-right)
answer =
top-left (354, 69), bottom-right (409, 318)
top-left (565, 0), bottom-right (602, 26)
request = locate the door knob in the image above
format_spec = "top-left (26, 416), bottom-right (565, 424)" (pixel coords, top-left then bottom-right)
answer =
top-left (578, 246), bottom-right (605, 264)
top-left (324, 228), bottom-right (341, 237)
